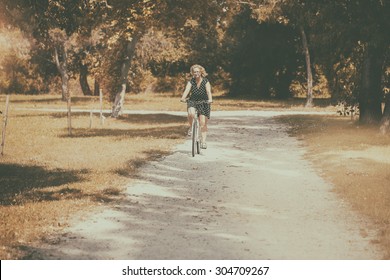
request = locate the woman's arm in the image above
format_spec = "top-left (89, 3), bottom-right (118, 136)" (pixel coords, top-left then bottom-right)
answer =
top-left (180, 82), bottom-right (192, 102)
top-left (206, 81), bottom-right (212, 103)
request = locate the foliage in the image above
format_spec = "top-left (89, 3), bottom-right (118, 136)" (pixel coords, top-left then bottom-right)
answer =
top-left (223, 7), bottom-right (299, 98)
top-left (0, 26), bottom-right (47, 94)
top-left (304, 0), bottom-right (389, 102)
top-left (0, 0), bottom-right (389, 127)
top-left (290, 64), bottom-right (331, 99)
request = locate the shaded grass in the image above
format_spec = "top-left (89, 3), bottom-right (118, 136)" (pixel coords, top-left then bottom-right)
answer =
top-left (0, 104), bottom-right (187, 259)
top-left (64, 125), bottom-right (187, 139)
top-left (114, 149), bottom-right (173, 179)
top-left (49, 112), bottom-right (186, 123)
top-left (276, 114), bottom-right (390, 259)
top-left (0, 164), bottom-right (86, 205)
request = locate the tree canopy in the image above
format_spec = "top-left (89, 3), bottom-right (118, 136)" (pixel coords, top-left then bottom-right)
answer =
top-left (0, 0), bottom-right (389, 130)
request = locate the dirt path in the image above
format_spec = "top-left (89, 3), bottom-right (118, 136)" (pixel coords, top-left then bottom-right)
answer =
top-left (27, 111), bottom-right (381, 259)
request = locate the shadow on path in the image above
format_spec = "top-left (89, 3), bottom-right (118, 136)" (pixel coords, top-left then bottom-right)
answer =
top-left (20, 114), bottom-right (382, 260)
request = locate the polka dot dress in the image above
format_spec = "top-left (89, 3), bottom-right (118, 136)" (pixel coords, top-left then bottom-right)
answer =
top-left (188, 77), bottom-right (211, 119)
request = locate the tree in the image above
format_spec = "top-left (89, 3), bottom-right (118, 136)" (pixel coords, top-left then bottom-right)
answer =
top-left (299, 25), bottom-right (313, 107)
top-left (1, 0), bottom-right (227, 115)
top-left (271, 0), bottom-right (317, 107)
top-left (250, 0), bottom-right (390, 130)
top-left (307, 0), bottom-right (390, 130)
top-left (1, 0), bottom-right (115, 135)
top-left (380, 90), bottom-right (390, 134)
top-left (135, 29), bottom-right (189, 93)
top-left (228, 0), bottom-right (316, 105)
top-left (110, 32), bottom-right (142, 117)
top-left (223, 7), bottom-right (298, 98)
top-left (50, 29), bottom-right (71, 101)
top-left (0, 25), bottom-right (37, 94)
top-left (106, 0), bottom-right (227, 117)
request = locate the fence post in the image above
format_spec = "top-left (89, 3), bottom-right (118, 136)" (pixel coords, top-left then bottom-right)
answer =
top-left (89, 110), bottom-right (93, 129)
top-left (1, 95), bottom-right (10, 156)
top-left (67, 94), bottom-right (72, 136)
top-left (99, 89), bottom-right (105, 125)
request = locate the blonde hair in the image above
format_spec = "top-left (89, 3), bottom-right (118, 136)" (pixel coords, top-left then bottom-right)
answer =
top-left (190, 64), bottom-right (208, 77)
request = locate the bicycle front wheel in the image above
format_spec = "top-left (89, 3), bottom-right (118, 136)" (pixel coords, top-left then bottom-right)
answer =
top-left (192, 121), bottom-right (197, 157)
top-left (196, 126), bottom-right (200, 155)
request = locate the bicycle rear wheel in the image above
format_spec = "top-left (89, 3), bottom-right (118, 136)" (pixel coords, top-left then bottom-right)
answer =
top-left (196, 138), bottom-right (200, 154)
top-left (196, 125), bottom-right (200, 155)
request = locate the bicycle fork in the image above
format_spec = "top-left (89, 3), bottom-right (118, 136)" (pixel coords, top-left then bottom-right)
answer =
top-left (192, 115), bottom-right (201, 156)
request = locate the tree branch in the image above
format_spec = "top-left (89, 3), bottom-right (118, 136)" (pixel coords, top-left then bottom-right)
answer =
top-left (238, 1), bottom-right (257, 6)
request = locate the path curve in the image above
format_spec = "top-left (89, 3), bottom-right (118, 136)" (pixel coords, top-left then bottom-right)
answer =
top-left (27, 111), bottom-right (382, 259)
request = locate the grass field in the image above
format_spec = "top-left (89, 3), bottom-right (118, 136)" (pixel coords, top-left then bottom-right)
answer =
top-left (0, 93), bottom-right (389, 259)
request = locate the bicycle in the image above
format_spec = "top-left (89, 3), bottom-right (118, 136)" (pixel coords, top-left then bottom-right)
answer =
top-left (181, 100), bottom-right (210, 157)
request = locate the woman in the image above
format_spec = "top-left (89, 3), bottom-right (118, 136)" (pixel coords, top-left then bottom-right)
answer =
top-left (180, 64), bottom-right (213, 149)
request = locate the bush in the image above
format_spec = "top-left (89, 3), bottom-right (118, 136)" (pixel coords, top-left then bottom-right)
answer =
top-left (0, 54), bottom-right (49, 94)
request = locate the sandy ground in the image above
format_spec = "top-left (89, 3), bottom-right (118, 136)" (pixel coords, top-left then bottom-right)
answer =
top-left (24, 111), bottom-right (382, 259)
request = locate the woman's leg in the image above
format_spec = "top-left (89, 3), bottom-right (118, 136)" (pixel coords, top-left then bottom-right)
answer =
top-left (187, 107), bottom-right (196, 134)
top-left (199, 114), bottom-right (208, 143)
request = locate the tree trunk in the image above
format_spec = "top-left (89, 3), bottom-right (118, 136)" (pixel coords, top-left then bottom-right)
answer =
top-left (54, 46), bottom-right (69, 102)
top-left (1, 95), bottom-right (10, 156)
top-left (80, 63), bottom-right (92, 96)
top-left (94, 79), bottom-right (100, 96)
top-left (380, 94), bottom-right (390, 134)
top-left (111, 33), bottom-right (141, 117)
top-left (358, 44), bottom-right (384, 125)
top-left (54, 45), bottom-right (72, 135)
top-left (300, 26), bottom-right (313, 108)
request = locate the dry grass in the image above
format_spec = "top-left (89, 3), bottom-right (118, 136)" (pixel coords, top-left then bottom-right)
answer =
top-left (0, 94), bottom-right (189, 259)
top-left (1, 93), bottom-right (388, 259)
top-left (5, 91), bottom-right (336, 112)
top-left (277, 115), bottom-right (390, 259)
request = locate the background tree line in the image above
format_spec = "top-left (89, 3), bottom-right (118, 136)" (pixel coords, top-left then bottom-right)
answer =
top-left (0, 0), bottom-right (389, 131)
